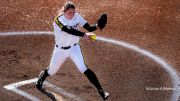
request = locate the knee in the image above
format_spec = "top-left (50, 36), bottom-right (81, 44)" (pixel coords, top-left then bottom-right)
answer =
top-left (77, 64), bottom-right (88, 73)
top-left (47, 68), bottom-right (57, 76)
top-left (84, 68), bottom-right (93, 75)
top-left (80, 67), bottom-right (88, 74)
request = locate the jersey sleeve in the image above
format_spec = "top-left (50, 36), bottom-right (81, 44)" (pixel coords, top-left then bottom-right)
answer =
top-left (77, 13), bottom-right (87, 27)
top-left (77, 13), bottom-right (97, 32)
top-left (55, 15), bottom-right (85, 37)
top-left (57, 16), bottom-right (67, 29)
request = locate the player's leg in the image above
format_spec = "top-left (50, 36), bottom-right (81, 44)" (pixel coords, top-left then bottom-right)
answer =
top-left (70, 44), bottom-right (109, 100)
top-left (84, 69), bottom-right (109, 100)
top-left (36, 47), bottom-right (68, 90)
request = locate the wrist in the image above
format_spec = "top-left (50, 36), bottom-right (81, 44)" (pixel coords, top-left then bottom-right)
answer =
top-left (95, 23), bottom-right (98, 29)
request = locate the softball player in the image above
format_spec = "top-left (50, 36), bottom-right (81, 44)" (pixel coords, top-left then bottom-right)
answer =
top-left (36, 1), bottom-right (109, 100)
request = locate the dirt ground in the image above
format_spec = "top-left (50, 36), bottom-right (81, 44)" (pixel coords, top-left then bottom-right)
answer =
top-left (0, 0), bottom-right (180, 101)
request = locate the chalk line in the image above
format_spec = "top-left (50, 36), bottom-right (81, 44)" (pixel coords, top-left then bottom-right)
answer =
top-left (96, 36), bottom-right (180, 101)
top-left (1, 31), bottom-right (180, 101)
top-left (4, 78), bottom-right (85, 101)
top-left (0, 31), bottom-right (53, 36)
top-left (4, 78), bottom-right (40, 101)
top-left (44, 82), bottom-right (85, 101)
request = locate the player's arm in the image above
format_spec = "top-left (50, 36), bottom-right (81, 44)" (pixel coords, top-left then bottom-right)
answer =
top-left (55, 16), bottom-right (85, 37)
top-left (78, 13), bottom-right (97, 32)
top-left (62, 25), bottom-right (85, 36)
top-left (83, 23), bottom-right (97, 32)
top-left (83, 14), bottom-right (108, 31)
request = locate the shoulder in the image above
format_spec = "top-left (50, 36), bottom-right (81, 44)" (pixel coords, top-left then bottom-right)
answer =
top-left (57, 14), bottom-right (66, 23)
top-left (57, 14), bottom-right (65, 19)
top-left (54, 14), bottom-right (67, 26)
top-left (75, 13), bottom-right (84, 18)
top-left (73, 13), bottom-right (86, 22)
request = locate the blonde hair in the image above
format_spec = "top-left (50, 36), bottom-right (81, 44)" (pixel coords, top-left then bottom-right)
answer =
top-left (58, 1), bottom-right (75, 16)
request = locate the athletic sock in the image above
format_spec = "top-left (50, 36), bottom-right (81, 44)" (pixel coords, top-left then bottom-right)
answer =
top-left (84, 69), bottom-right (103, 91)
top-left (40, 69), bottom-right (49, 82)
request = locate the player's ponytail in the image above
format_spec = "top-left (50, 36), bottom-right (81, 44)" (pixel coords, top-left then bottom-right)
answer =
top-left (58, 1), bottom-right (75, 16)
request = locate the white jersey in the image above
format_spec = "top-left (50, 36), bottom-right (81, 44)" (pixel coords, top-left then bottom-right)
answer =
top-left (53, 13), bottom-right (87, 47)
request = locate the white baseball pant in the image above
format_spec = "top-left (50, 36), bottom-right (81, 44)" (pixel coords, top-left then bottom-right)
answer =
top-left (47, 44), bottom-right (88, 75)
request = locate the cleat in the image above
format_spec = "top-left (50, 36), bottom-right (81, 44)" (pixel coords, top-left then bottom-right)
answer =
top-left (99, 90), bottom-right (109, 100)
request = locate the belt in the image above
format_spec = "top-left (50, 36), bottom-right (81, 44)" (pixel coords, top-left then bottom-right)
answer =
top-left (56, 43), bottom-right (77, 50)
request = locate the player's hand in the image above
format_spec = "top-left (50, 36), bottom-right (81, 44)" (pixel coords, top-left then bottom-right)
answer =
top-left (84, 32), bottom-right (96, 41)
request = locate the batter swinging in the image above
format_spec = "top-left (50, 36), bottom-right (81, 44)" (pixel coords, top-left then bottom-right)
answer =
top-left (36, 1), bottom-right (109, 100)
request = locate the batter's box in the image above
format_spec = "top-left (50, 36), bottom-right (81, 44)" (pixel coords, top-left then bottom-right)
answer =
top-left (3, 78), bottom-right (86, 101)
